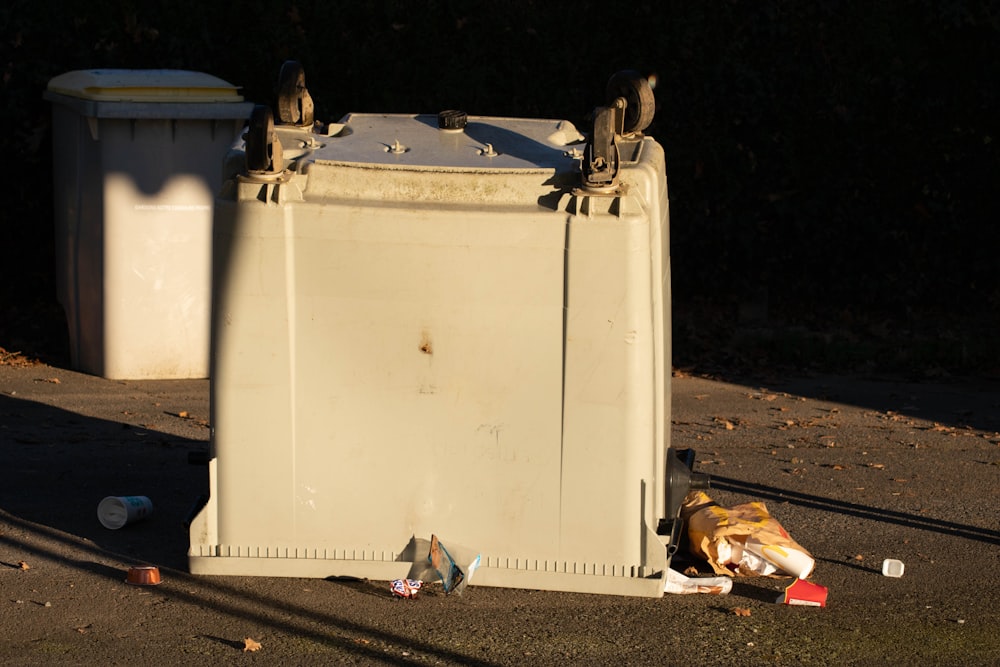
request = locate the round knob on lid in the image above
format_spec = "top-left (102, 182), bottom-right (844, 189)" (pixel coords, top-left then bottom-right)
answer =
top-left (438, 110), bottom-right (468, 130)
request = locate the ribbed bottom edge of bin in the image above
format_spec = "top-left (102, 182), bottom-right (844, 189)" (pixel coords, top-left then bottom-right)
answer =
top-left (187, 553), bottom-right (668, 598)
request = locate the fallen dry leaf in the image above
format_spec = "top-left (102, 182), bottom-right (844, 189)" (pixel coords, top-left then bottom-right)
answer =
top-left (683, 566), bottom-right (700, 576)
top-left (854, 554), bottom-right (865, 561)
top-left (17, 560), bottom-right (30, 571)
top-left (178, 411), bottom-right (189, 418)
top-left (714, 417), bottom-right (735, 430)
top-left (0, 347), bottom-right (40, 367)
top-left (243, 637), bottom-right (262, 652)
top-left (733, 607), bottom-right (752, 617)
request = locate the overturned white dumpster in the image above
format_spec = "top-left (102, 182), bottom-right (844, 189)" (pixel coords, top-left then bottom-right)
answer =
top-left (189, 66), bottom-right (703, 597)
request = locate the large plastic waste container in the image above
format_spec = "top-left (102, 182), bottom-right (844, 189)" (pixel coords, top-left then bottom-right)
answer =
top-left (189, 68), bottom-right (703, 597)
top-left (46, 70), bottom-right (254, 379)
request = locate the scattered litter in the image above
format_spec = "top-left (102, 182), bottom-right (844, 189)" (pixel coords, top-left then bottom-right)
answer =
top-left (682, 491), bottom-right (815, 578)
top-left (390, 579), bottom-right (423, 599)
top-left (125, 566), bottom-right (162, 586)
top-left (98, 495), bottom-right (153, 529)
top-left (777, 579), bottom-right (828, 607)
top-left (881, 558), bottom-right (905, 577)
top-left (428, 534), bottom-right (481, 595)
top-left (664, 567), bottom-right (732, 595)
top-left (396, 535), bottom-right (481, 596)
top-left (411, 534), bottom-right (480, 595)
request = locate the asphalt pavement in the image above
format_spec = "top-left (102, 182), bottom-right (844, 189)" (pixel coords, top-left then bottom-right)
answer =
top-left (1, 362), bottom-right (999, 665)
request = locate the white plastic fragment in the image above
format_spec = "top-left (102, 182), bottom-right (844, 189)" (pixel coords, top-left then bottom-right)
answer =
top-left (881, 558), bottom-right (905, 577)
top-left (664, 568), bottom-right (733, 595)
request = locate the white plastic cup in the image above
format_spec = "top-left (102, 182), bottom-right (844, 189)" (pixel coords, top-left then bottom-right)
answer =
top-left (882, 558), bottom-right (905, 577)
top-left (97, 496), bottom-right (153, 529)
top-left (744, 536), bottom-right (815, 579)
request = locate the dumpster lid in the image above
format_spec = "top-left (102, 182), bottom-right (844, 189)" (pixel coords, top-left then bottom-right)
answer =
top-left (46, 69), bottom-right (244, 103)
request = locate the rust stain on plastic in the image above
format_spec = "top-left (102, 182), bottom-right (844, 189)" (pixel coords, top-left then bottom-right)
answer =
top-left (419, 330), bottom-right (433, 355)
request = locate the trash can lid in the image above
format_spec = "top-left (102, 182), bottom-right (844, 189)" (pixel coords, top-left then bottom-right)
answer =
top-left (46, 69), bottom-right (244, 103)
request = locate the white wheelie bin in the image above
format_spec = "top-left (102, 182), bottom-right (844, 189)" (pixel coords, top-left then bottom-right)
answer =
top-left (46, 70), bottom-right (253, 379)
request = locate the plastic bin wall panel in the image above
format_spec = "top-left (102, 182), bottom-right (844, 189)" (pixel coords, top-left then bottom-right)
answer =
top-left (189, 114), bottom-right (672, 596)
top-left (52, 112), bottom-right (234, 379)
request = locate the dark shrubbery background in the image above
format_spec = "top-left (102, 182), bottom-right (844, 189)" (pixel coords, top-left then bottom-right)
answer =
top-left (2, 1), bottom-right (997, 376)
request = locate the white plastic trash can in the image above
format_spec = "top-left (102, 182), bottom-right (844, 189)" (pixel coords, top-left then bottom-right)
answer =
top-left (46, 70), bottom-right (254, 379)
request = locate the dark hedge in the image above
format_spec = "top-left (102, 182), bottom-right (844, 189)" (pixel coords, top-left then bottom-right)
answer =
top-left (2, 1), bottom-right (997, 374)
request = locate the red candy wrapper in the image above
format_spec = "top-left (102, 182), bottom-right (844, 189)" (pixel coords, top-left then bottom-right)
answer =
top-left (391, 579), bottom-right (423, 599)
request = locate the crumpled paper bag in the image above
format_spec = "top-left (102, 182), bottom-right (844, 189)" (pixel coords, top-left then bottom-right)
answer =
top-left (681, 491), bottom-right (815, 578)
